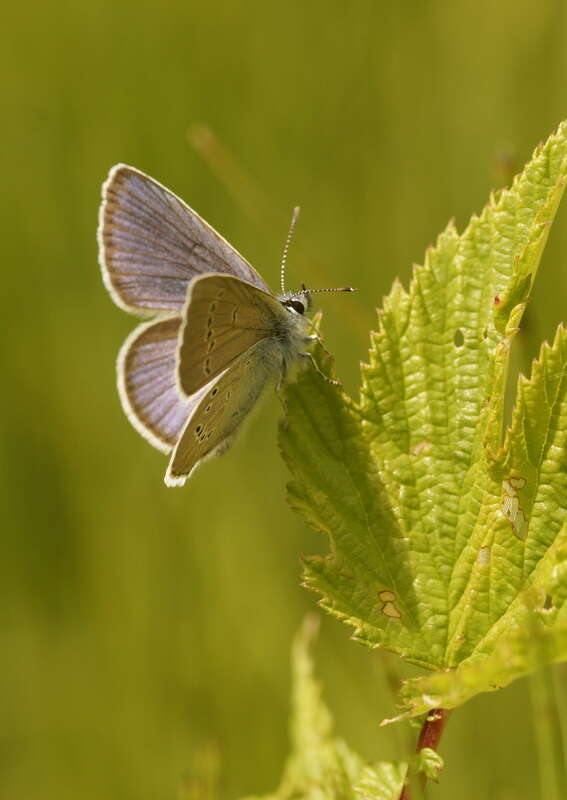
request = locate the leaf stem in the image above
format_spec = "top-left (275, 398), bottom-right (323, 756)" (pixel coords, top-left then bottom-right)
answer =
top-left (398, 708), bottom-right (451, 800)
top-left (530, 665), bottom-right (567, 800)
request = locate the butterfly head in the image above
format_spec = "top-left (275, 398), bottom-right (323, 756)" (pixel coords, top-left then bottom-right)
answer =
top-left (280, 288), bottom-right (312, 316)
top-left (279, 283), bottom-right (357, 317)
top-left (293, 281), bottom-right (359, 305)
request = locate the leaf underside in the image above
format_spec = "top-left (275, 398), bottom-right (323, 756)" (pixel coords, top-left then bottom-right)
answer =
top-left (279, 121), bottom-right (567, 717)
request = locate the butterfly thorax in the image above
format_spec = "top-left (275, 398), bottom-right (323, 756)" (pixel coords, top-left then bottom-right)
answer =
top-left (270, 290), bottom-right (313, 372)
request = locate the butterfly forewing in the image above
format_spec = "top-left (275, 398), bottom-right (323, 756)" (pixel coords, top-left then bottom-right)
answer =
top-left (166, 339), bottom-right (278, 486)
top-left (177, 273), bottom-right (285, 396)
top-left (118, 316), bottom-right (208, 453)
top-left (98, 164), bottom-right (271, 315)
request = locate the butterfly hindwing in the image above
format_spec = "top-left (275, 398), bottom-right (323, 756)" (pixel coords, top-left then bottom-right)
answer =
top-left (118, 316), bottom-right (208, 453)
top-left (98, 164), bottom-right (271, 316)
top-left (177, 273), bottom-right (286, 395)
top-left (166, 339), bottom-right (279, 486)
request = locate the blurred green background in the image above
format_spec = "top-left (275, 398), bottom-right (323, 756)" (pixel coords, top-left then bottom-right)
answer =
top-left (3, 0), bottom-right (567, 797)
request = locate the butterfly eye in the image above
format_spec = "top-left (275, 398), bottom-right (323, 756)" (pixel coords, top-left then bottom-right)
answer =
top-left (286, 299), bottom-right (305, 315)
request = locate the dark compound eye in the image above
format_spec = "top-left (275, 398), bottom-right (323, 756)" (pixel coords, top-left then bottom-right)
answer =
top-left (286, 299), bottom-right (305, 315)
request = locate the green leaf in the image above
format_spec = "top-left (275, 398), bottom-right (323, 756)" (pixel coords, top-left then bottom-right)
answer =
top-left (353, 763), bottom-right (408, 800)
top-left (279, 121), bottom-right (567, 716)
top-left (389, 523), bottom-right (567, 720)
top-left (412, 747), bottom-right (444, 783)
top-left (241, 616), bottom-right (406, 800)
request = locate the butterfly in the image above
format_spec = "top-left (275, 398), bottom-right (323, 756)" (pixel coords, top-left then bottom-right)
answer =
top-left (98, 164), bottom-right (354, 486)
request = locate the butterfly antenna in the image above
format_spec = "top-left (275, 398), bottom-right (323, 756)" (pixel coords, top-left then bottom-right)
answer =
top-left (280, 206), bottom-right (301, 294)
top-left (301, 285), bottom-right (358, 294)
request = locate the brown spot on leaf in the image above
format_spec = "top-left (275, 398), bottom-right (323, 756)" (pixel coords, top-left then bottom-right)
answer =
top-left (379, 590), bottom-right (401, 619)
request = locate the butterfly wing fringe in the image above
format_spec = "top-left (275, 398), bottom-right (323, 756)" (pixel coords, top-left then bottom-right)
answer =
top-left (118, 316), bottom-right (204, 453)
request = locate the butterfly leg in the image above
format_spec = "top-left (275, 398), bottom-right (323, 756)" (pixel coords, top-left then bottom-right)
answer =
top-left (275, 361), bottom-right (287, 393)
top-left (301, 352), bottom-right (341, 386)
top-left (306, 332), bottom-right (336, 361)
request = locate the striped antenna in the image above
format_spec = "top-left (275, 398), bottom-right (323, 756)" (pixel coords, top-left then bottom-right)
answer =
top-left (280, 206), bottom-right (301, 294)
top-left (301, 285), bottom-right (357, 294)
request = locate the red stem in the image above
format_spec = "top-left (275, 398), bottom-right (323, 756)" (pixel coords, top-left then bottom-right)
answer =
top-left (398, 708), bottom-right (451, 800)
